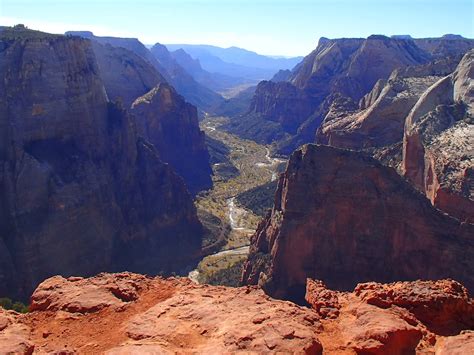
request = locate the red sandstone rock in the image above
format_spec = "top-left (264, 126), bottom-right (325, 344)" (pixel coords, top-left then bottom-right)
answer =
top-left (13, 273), bottom-right (323, 354)
top-left (354, 279), bottom-right (474, 335)
top-left (306, 278), bottom-right (474, 355)
top-left (2, 273), bottom-right (474, 353)
top-left (0, 309), bottom-right (34, 355)
top-left (342, 302), bottom-right (423, 355)
top-left (435, 332), bottom-right (474, 354)
top-left (242, 144), bottom-right (474, 302)
top-left (29, 273), bottom-right (146, 313)
top-left (305, 279), bottom-right (341, 318)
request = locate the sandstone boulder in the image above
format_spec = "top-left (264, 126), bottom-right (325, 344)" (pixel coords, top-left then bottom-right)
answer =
top-left (0, 309), bottom-right (34, 355)
top-left (435, 332), bottom-right (474, 354)
top-left (306, 278), bottom-right (474, 354)
top-left (354, 279), bottom-right (474, 335)
top-left (1, 273), bottom-right (473, 353)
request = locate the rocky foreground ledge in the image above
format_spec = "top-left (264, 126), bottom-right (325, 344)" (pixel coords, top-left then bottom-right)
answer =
top-left (0, 273), bottom-right (473, 354)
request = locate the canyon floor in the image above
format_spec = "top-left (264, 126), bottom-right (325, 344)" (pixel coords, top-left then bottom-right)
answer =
top-left (191, 116), bottom-right (286, 286)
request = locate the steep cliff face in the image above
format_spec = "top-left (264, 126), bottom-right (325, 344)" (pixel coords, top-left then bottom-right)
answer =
top-left (227, 36), bottom-right (435, 154)
top-left (65, 32), bottom-right (213, 194)
top-left (66, 32), bottom-right (224, 113)
top-left (0, 28), bottom-right (202, 300)
top-left (88, 41), bottom-right (166, 107)
top-left (224, 80), bottom-right (317, 144)
top-left (1, 273), bottom-right (472, 354)
top-left (65, 31), bottom-right (171, 83)
top-left (402, 50), bottom-right (473, 222)
top-left (242, 144), bottom-right (474, 302)
top-left (131, 83), bottom-right (212, 194)
top-left (293, 36), bottom-right (430, 100)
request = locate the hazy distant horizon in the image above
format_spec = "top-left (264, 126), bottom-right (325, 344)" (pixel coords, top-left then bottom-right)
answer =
top-left (1, 0), bottom-right (473, 56)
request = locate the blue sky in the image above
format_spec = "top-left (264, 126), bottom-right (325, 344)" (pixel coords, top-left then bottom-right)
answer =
top-left (1, 0), bottom-right (472, 56)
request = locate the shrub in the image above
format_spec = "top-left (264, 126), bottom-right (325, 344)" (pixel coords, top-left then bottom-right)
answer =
top-left (0, 297), bottom-right (29, 313)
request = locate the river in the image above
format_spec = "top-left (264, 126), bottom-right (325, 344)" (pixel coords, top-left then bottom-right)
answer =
top-left (188, 118), bottom-right (286, 284)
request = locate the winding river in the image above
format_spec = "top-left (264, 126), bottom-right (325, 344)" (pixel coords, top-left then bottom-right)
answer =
top-left (188, 122), bottom-right (286, 283)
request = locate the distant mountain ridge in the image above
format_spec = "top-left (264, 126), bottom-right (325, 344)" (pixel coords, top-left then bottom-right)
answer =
top-left (224, 34), bottom-right (474, 155)
top-left (166, 44), bottom-right (303, 81)
top-left (169, 48), bottom-right (254, 94)
top-left (66, 31), bottom-right (224, 113)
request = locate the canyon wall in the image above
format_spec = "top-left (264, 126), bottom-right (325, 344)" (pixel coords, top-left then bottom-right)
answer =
top-left (242, 144), bottom-right (474, 302)
top-left (402, 50), bottom-right (473, 222)
top-left (66, 32), bottom-right (213, 194)
top-left (131, 83), bottom-right (212, 194)
top-left (0, 28), bottom-right (203, 300)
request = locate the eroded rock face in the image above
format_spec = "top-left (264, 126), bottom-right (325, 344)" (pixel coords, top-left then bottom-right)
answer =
top-left (131, 83), bottom-right (212, 194)
top-left (18, 273), bottom-right (323, 354)
top-left (242, 144), bottom-right (474, 302)
top-left (224, 80), bottom-right (318, 145)
top-left (402, 50), bottom-right (474, 222)
top-left (414, 35), bottom-right (474, 59)
top-left (1, 273), bottom-right (473, 354)
top-left (0, 28), bottom-right (202, 300)
top-left (66, 33), bottom-right (213, 194)
top-left (228, 35), bottom-right (439, 154)
top-left (307, 278), bottom-right (474, 355)
top-left (354, 279), bottom-right (474, 336)
top-left (0, 308), bottom-right (34, 355)
top-left (317, 56), bottom-right (460, 152)
top-left (88, 40), bottom-right (166, 107)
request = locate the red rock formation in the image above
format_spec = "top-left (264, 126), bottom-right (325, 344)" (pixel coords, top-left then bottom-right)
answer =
top-left (1, 273), bottom-right (473, 353)
top-left (17, 273), bottom-right (322, 353)
top-left (354, 279), bottom-right (474, 335)
top-left (0, 27), bottom-right (202, 300)
top-left (435, 332), bottom-right (474, 354)
top-left (306, 278), bottom-right (474, 354)
top-left (0, 308), bottom-right (34, 354)
top-left (402, 50), bottom-right (473, 222)
top-left (242, 144), bottom-right (474, 302)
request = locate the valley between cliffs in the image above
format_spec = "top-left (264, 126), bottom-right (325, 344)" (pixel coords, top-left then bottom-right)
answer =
top-left (190, 116), bottom-right (286, 285)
